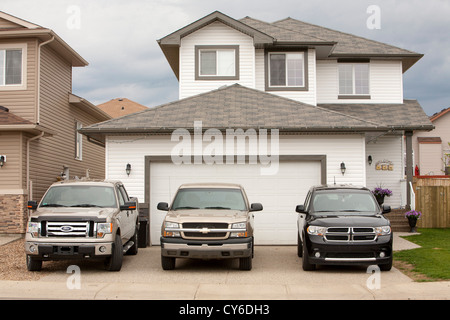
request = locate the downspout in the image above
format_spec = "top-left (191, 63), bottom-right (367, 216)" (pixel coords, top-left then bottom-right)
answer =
top-left (26, 131), bottom-right (44, 201)
top-left (36, 36), bottom-right (55, 124)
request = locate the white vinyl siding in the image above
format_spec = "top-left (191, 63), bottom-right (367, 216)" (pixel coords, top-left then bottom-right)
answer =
top-left (105, 134), bottom-right (366, 203)
top-left (365, 135), bottom-right (404, 207)
top-left (317, 60), bottom-right (403, 103)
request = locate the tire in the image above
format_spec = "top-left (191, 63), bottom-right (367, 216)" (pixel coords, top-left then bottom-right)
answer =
top-left (161, 255), bottom-right (176, 270)
top-left (379, 256), bottom-right (393, 271)
top-left (239, 256), bottom-right (252, 271)
top-left (105, 234), bottom-right (123, 271)
top-left (26, 255), bottom-right (42, 271)
top-left (297, 233), bottom-right (303, 257)
top-left (302, 240), bottom-right (315, 271)
top-left (126, 223), bottom-right (139, 256)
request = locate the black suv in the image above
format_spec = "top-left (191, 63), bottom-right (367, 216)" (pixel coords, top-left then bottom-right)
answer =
top-left (296, 185), bottom-right (392, 271)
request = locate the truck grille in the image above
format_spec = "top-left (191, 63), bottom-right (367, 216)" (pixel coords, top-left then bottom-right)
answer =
top-left (181, 223), bottom-right (229, 239)
top-left (44, 221), bottom-right (93, 237)
top-left (325, 227), bottom-right (376, 242)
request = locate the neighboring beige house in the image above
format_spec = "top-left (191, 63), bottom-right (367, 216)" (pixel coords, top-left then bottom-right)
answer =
top-left (0, 11), bottom-right (111, 233)
top-left (413, 107), bottom-right (450, 175)
top-left (97, 98), bottom-right (148, 118)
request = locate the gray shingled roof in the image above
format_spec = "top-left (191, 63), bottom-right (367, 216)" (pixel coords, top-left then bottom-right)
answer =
top-left (80, 84), bottom-right (433, 143)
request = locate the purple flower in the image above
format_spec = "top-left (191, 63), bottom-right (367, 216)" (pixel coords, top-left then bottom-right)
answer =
top-left (405, 210), bottom-right (422, 219)
top-left (372, 187), bottom-right (393, 197)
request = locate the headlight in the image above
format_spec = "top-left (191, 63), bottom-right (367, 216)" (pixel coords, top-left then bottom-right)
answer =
top-left (163, 221), bottom-right (180, 237)
top-left (27, 222), bottom-right (39, 238)
top-left (230, 222), bottom-right (247, 237)
top-left (307, 226), bottom-right (327, 236)
top-left (375, 226), bottom-right (391, 236)
top-left (97, 222), bottom-right (112, 238)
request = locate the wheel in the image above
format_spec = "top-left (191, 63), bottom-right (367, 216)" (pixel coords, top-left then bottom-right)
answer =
top-left (126, 223), bottom-right (139, 255)
top-left (302, 240), bottom-right (315, 271)
top-left (239, 256), bottom-right (252, 271)
top-left (26, 255), bottom-right (42, 271)
top-left (379, 256), bottom-right (392, 271)
top-left (297, 233), bottom-right (303, 257)
top-left (105, 234), bottom-right (123, 271)
top-left (161, 255), bottom-right (176, 270)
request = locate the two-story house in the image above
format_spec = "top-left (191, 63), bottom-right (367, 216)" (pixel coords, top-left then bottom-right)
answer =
top-left (0, 11), bottom-right (110, 233)
top-left (81, 11), bottom-right (433, 245)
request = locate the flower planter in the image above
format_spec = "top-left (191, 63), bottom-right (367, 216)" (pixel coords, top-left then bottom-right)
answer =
top-left (405, 210), bottom-right (421, 233)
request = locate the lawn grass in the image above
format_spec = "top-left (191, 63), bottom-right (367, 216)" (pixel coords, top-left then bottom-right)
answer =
top-left (394, 228), bottom-right (450, 281)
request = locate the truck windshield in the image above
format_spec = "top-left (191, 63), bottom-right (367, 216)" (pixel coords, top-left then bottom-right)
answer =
top-left (311, 191), bottom-right (378, 215)
top-left (171, 188), bottom-right (247, 211)
top-left (40, 186), bottom-right (117, 208)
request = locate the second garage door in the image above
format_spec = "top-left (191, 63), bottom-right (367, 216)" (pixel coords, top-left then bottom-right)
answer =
top-left (149, 161), bottom-right (321, 245)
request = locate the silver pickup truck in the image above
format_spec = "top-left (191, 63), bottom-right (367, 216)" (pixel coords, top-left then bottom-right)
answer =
top-left (25, 180), bottom-right (139, 271)
top-left (157, 183), bottom-right (263, 271)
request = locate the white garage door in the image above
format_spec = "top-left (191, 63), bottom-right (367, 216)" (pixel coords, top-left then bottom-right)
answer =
top-left (149, 161), bottom-right (321, 245)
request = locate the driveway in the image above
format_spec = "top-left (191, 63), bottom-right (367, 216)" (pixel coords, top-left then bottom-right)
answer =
top-left (0, 233), bottom-right (448, 300)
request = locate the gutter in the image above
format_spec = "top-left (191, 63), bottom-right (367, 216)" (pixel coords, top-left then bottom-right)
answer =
top-left (26, 131), bottom-right (45, 200)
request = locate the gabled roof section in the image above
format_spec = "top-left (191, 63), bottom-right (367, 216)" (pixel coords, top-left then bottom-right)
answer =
top-left (0, 10), bottom-right (88, 67)
top-left (80, 84), bottom-right (433, 143)
top-left (158, 11), bottom-right (274, 46)
top-left (158, 11), bottom-right (274, 79)
top-left (430, 107), bottom-right (450, 122)
top-left (273, 17), bottom-right (423, 72)
top-left (0, 11), bottom-right (42, 29)
top-left (97, 98), bottom-right (148, 118)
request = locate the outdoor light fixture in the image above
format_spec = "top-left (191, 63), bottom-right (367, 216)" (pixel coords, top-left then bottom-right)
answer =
top-left (368, 155), bottom-right (373, 166)
top-left (340, 162), bottom-right (346, 175)
top-left (0, 155), bottom-right (5, 168)
top-left (126, 163), bottom-right (131, 176)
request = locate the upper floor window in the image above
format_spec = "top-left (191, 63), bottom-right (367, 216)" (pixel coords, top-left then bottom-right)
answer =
top-left (266, 50), bottom-right (308, 91)
top-left (195, 45), bottom-right (239, 80)
top-left (338, 62), bottom-right (370, 98)
top-left (0, 43), bottom-right (27, 90)
top-left (75, 122), bottom-right (83, 160)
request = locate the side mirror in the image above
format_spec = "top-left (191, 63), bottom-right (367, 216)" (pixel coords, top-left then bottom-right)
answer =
top-left (249, 203), bottom-right (263, 212)
top-left (27, 200), bottom-right (38, 210)
top-left (382, 205), bottom-right (391, 214)
top-left (120, 201), bottom-right (137, 211)
top-left (295, 205), bottom-right (306, 213)
top-left (157, 202), bottom-right (169, 211)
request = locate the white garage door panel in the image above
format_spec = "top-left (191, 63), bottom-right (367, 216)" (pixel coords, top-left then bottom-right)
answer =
top-left (150, 161), bottom-right (321, 245)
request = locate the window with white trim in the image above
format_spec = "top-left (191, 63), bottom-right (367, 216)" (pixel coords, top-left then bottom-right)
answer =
top-left (75, 122), bottom-right (83, 160)
top-left (268, 52), bottom-right (305, 88)
top-left (0, 48), bottom-right (23, 86)
top-left (338, 63), bottom-right (370, 96)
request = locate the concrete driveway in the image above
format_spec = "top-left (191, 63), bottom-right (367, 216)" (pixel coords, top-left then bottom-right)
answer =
top-left (0, 233), bottom-right (448, 300)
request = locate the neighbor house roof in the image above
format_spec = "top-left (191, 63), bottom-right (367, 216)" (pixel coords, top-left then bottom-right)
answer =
top-left (0, 106), bottom-right (54, 136)
top-left (0, 11), bottom-right (88, 67)
top-left (97, 98), bottom-right (148, 118)
top-left (158, 11), bottom-right (423, 78)
top-left (80, 84), bottom-right (433, 143)
top-left (429, 107), bottom-right (450, 122)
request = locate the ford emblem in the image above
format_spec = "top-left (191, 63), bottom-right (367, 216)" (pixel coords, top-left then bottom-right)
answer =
top-left (60, 226), bottom-right (73, 232)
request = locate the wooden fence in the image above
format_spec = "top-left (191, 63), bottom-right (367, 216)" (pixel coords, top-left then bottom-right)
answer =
top-left (413, 177), bottom-right (450, 228)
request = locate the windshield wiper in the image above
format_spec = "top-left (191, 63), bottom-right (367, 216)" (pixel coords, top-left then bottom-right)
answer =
top-left (204, 206), bottom-right (231, 209)
top-left (70, 204), bottom-right (103, 208)
top-left (173, 206), bottom-right (199, 210)
top-left (40, 203), bottom-right (67, 207)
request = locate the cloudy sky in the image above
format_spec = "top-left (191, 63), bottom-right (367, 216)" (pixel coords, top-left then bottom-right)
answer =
top-left (1, 0), bottom-right (449, 116)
